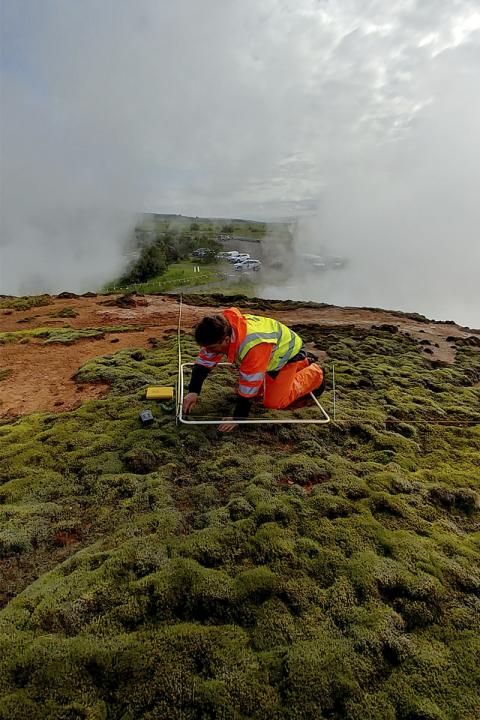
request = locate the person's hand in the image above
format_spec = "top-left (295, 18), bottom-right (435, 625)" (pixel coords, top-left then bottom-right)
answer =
top-left (218, 417), bottom-right (238, 433)
top-left (183, 392), bottom-right (199, 415)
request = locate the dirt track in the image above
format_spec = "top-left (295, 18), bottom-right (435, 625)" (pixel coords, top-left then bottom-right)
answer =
top-left (0, 293), bottom-right (475, 419)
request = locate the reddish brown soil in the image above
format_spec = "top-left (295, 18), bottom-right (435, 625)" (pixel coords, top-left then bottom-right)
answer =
top-left (0, 293), bottom-right (475, 419)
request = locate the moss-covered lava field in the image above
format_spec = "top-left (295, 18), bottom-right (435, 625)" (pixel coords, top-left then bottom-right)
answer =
top-left (0, 295), bottom-right (479, 719)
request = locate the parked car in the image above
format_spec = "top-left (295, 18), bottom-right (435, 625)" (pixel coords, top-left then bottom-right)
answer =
top-left (234, 259), bottom-right (262, 272)
top-left (228, 252), bottom-right (250, 263)
top-left (216, 251), bottom-right (240, 260)
top-left (192, 248), bottom-right (207, 257)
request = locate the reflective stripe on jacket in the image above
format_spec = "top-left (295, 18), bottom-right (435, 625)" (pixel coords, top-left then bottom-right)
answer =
top-left (196, 349), bottom-right (222, 368)
top-left (240, 314), bottom-right (303, 371)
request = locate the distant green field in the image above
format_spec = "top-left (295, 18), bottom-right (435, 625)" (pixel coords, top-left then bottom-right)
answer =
top-left (105, 261), bottom-right (224, 294)
top-left (105, 259), bottom-right (263, 297)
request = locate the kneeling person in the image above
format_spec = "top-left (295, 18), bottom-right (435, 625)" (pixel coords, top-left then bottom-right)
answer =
top-left (183, 307), bottom-right (324, 432)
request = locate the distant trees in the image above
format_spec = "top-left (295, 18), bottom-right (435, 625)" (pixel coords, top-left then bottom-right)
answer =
top-left (120, 244), bottom-right (167, 284)
top-left (119, 227), bottom-right (222, 285)
top-left (197, 248), bottom-right (219, 264)
top-left (118, 220), bottom-right (226, 285)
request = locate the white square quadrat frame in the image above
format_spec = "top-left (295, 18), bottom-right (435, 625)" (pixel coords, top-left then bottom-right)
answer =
top-left (177, 362), bottom-right (331, 425)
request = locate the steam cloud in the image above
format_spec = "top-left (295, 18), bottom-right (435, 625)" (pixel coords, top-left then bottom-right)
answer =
top-left (1, 1), bottom-right (479, 325)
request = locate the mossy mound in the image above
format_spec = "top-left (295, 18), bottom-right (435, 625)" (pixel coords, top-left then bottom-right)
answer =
top-left (49, 307), bottom-right (79, 319)
top-left (0, 326), bottom-right (145, 345)
top-left (0, 295), bottom-right (53, 311)
top-left (179, 293), bottom-right (333, 312)
top-left (0, 324), bottom-right (479, 718)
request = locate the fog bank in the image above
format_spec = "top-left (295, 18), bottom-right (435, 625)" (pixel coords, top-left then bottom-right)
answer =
top-left (1, 1), bottom-right (479, 326)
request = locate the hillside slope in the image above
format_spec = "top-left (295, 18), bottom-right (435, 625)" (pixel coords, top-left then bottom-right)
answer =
top-left (0, 292), bottom-right (479, 719)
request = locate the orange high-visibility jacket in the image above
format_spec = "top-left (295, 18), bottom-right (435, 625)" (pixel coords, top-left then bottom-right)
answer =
top-left (195, 307), bottom-right (303, 398)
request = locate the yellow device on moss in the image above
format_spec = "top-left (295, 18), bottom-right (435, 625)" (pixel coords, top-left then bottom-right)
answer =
top-left (146, 386), bottom-right (174, 400)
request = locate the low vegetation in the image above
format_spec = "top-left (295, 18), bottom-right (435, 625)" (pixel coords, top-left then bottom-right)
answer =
top-left (0, 326), bottom-right (145, 346)
top-left (0, 308), bottom-right (479, 719)
top-left (0, 295), bottom-right (53, 311)
top-left (49, 307), bottom-right (79, 319)
top-left (109, 261), bottom-right (225, 295)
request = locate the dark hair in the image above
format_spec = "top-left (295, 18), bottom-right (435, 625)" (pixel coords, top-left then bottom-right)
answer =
top-left (194, 315), bottom-right (230, 346)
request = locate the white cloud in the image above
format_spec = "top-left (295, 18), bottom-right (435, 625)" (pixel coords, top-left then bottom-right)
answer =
top-left (0, 0), bottom-right (479, 324)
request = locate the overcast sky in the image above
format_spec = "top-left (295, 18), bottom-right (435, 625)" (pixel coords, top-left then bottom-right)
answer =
top-left (1, 0), bottom-right (479, 325)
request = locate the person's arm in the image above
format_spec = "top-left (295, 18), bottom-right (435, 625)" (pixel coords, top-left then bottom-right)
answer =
top-left (233, 395), bottom-right (252, 420)
top-left (187, 364), bottom-right (211, 394)
top-left (188, 348), bottom-right (224, 393)
top-left (183, 348), bottom-right (223, 414)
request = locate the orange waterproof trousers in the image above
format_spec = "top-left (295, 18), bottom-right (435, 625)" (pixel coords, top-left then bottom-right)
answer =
top-left (263, 358), bottom-right (324, 409)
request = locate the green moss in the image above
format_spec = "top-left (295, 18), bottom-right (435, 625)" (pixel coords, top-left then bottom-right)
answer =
top-left (251, 597), bottom-right (296, 649)
top-left (0, 324), bottom-right (479, 717)
top-left (282, 629), bottom-right (365, 717)
top-left (0, 326), bottom-right (144, 345)
top-left (276, 453), bottom-right (331, 486)
top-left (248, 523), bottom-right (296, 563)
top-left (0, 295), bottom-right (52, 311)
top-left (49, 307), bottom-right (79, 318)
